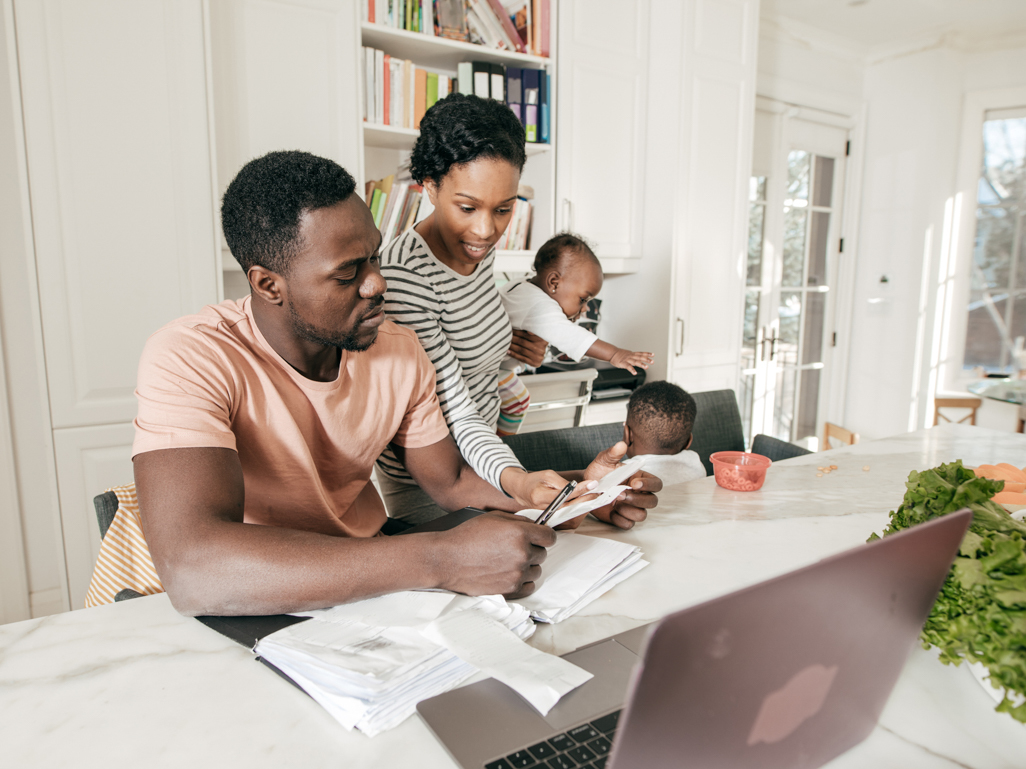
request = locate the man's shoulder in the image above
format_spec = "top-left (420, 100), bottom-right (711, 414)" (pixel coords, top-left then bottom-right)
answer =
top-left (143, 299), bottom-right (254, 363)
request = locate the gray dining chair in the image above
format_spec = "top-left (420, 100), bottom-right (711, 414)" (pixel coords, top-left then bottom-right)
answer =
top-left (750, 434), bottom-right (813, 462)
top-left (93, 490), bottom-right (144, 602)
top-left (502, 388), bottom-right (745, 477)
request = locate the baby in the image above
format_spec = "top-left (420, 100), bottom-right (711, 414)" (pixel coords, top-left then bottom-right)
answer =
top-left (496, 233), bottom-right (653, 435)
top-left (500, 233), bottom-right (653, 374)
top-left (623, 381), bottom-right (705, 486)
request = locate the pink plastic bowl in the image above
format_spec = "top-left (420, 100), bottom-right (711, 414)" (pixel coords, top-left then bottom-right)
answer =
top-left (710, 451), bottom-right (772, 491)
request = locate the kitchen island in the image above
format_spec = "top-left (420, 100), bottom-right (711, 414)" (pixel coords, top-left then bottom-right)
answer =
top-left (2, 424), bottom-right (1025, 768)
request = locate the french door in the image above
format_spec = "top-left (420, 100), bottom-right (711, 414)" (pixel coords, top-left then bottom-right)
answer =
top-left (740, 107), bottom-right (848, 448)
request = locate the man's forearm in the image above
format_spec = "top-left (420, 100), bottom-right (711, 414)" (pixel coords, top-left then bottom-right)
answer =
top-left (156, 520), bottom-right (447, 616)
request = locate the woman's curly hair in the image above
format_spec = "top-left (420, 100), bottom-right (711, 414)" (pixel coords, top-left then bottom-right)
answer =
top-left (410, 93), bottom-right (527, 185)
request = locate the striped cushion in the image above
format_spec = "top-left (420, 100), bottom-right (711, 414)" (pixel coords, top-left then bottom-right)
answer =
top-left (84, 484), bottom-right (164, 608)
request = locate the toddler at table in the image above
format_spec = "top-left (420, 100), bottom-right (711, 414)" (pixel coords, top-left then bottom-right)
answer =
top-left (497, 233), bottom-right (653, 435)
top-left (622, 381), bottom-right (705, 486)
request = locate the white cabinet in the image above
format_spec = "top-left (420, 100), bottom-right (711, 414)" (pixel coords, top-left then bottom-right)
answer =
top-left (555, 0), bottom-right (648, 261)
top-left (7, 0), bottom-right (219, 612)
top-left (669, 0), bottom-right (759, 392)
top-left (16, 0), bottom-right (220, 429)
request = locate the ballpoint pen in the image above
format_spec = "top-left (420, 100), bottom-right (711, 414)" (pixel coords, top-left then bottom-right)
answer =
top-left (535, 480), bottom-right (577, 525)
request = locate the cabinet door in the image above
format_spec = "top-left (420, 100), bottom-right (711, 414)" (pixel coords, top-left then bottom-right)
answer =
top-left (14, 0), bottom-right (220, 429)
top-left (670, 0), bottom-right (759, 391)
top-left (556, 0), bottom-right (648, 258)
top-left (52, 423), bottom-right (136, 610)
top-left (210, 0), bottom-right (362, 198)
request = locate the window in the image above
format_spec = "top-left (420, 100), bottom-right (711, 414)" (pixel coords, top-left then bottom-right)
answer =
top-left (963, 108), bottom-right (1026, 373)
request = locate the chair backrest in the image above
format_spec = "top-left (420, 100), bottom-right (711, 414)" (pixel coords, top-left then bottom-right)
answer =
top-left (502, 422), bottom-right (623, 473)
top-left (822, 421), bottom-right (859, 450)
top-left (689, 389), bottom-right (745, 475)
top-left (94, 490), bottom-right (119, 540)
top-left (933, 396), bottom-right (982, 426)
top-left (502, 388), bottom-right (745, 477)
top-left (751, 433), bottom-right (813, 462)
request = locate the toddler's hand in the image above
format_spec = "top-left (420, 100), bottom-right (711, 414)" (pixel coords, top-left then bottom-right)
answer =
top-left (609, 348), bottom-right (654, 375)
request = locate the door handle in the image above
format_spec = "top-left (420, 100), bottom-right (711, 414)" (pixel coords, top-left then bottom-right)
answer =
top-left (562, 198), bottom-right (574, 231)
top-left (676, 317), bottom-right (684, 356)
top-left (768, 333), bottom-right (778, 361)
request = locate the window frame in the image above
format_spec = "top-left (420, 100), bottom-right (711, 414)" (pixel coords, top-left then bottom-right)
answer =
top-left (946, 88), bottom-right (1026, 395)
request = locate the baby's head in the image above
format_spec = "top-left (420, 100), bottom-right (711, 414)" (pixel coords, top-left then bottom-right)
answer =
top-left (532, 233), bottom-right (603, 321)
top-left (624, 381), bottom-right (697, 458)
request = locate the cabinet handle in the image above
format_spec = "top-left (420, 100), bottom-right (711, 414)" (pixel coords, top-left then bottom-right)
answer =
top-left (676, 317), bottom-right (684, 356)
top-left (562, 198), bottom-right (574, 231)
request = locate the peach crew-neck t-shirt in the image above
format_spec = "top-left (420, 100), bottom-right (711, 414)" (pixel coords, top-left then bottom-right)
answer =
top-left (133, 296), bottom-right (450, 538)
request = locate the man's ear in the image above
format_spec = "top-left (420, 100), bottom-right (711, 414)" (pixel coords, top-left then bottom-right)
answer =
top-left (248, 266), bottom-right (285, 306)
top-left (623, 422), bottom-right (632, 447)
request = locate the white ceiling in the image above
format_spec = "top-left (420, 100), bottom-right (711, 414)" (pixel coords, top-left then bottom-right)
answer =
top-left (761, 0), bottom-right (1026, 49)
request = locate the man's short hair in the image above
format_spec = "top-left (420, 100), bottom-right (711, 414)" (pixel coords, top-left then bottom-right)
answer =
top-left (627, 381), bottom-right (698, 453)
top-left (221, 150), bottom-right (356, 276)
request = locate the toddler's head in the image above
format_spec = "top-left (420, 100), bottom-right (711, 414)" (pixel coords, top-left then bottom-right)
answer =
top-left (531, 233), bottom-right (603, 321)
top-left (624, 381), bottom-right (697, 458)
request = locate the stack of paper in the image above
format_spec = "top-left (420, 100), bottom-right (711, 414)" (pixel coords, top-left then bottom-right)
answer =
top-left (254, 591), bottom-right (589, 736)
top-left (515, 532), bottom-right (649, 623)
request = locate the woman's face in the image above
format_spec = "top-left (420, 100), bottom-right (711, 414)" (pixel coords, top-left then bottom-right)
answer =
top-left (423, 156), bottom-right (520, 275)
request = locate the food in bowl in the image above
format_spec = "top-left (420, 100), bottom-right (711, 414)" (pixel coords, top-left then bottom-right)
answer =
top-left (710, 451), bottom-right (772, 491)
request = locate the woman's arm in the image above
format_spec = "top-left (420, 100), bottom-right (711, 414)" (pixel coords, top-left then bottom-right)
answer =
top-left (381, 257), bottom-right (565, 509)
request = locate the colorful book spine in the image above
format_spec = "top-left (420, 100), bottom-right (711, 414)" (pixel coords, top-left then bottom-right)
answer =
top-left (414, 67), bottom-right (427, 128)
top-left (426, 71), bottom-right (439, 111)
top-left (523, 68), bottom-right (539, 142)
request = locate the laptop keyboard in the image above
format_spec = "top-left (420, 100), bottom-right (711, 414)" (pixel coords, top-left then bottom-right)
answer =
top-left (484, 710), bottom-right (620, 769)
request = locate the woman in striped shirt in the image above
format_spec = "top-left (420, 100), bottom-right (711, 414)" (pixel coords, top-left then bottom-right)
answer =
top-left (377, 93), bottom-right (560, 524)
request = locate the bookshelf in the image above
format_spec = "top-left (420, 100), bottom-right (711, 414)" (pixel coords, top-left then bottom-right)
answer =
top-left (211, 0), bottom-right (641, 293)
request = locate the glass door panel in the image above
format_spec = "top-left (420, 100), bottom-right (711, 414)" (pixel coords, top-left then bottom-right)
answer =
top-left (741, 110), bottom-right (847, 448)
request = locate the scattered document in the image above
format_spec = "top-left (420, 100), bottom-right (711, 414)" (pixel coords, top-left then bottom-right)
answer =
top-left (257, 592), bottom-right (533, 736)
top-left (514, 532), bottom-right (649, 623)
top-left (257, 589), bottom-right (601, 735)
top-left (423, 608), bottom-right (593, 715)
top-left (516, 456), bottom-right (649, 528)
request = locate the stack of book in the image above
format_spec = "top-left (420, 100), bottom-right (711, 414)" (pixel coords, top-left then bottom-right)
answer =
top-left (361, 0), bottom-right (550, 57)
top-left (496, 194), bottom-right (533, 250)
top-left (362, 49), bottom-right (453, 130)
top-left (366, 174), bottom-right (427, 245)
top-left (363, 49), bottom-right (551, 143)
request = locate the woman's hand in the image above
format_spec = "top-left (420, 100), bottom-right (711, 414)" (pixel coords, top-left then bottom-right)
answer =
top-left (499, 467), bottom-right (596, 513)
top-left (508, 329), bottom-right (549, 368)
top-left (583, 441), bottom-right (662, 529)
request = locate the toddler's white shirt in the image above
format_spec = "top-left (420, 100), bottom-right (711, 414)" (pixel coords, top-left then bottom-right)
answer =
top-left (634, 448), bottom-right (706, 487)
top-left (499, 277), bottom-right (598, 370)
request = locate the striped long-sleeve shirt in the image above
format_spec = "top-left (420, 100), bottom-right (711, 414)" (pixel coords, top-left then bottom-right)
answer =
top-left (377, 229), bottom-right (524, 490)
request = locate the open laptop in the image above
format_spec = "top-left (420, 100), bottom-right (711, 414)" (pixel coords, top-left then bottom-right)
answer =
top-left (417, 509), bottom-right (972, 769)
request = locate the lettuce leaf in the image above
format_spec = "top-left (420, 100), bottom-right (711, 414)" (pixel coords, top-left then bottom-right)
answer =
top-left (870, 460), bottom-right (1026, 723)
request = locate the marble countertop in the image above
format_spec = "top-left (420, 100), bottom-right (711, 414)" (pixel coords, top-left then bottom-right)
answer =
top-left (3, 424), bottom-right (1026, 768)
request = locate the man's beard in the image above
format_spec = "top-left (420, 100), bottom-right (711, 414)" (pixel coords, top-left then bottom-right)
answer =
top-left (285, 297), bottom-right (380, 352)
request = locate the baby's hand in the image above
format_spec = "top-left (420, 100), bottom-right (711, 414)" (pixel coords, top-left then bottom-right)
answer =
top-left (609, 348), bottom-right (654, 375)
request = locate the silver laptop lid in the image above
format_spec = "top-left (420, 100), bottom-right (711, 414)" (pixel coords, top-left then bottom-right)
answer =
top-left (608, 509), bottom-right (971, 769)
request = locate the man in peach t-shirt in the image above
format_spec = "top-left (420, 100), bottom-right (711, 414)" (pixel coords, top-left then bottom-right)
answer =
top-left (134, 151), bottom-right (660, 617)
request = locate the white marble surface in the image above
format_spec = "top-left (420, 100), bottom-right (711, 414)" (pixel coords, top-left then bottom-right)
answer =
top-left (3, 424), bottom-right (1026, 768)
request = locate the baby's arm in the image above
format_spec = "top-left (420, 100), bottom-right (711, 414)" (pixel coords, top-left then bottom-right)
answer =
top-left (586, 339), bottom-right (654, 375)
